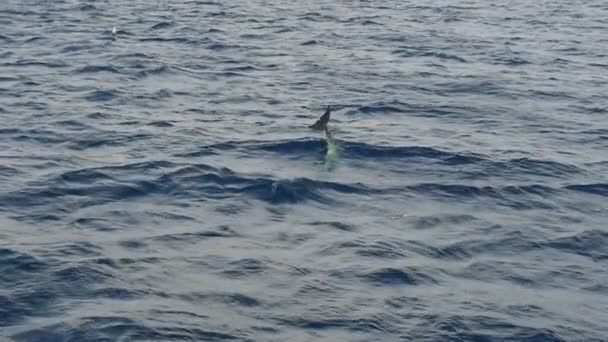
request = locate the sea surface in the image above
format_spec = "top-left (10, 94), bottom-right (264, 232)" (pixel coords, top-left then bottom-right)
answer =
top-left (1, 1), bottom-right (607, 341)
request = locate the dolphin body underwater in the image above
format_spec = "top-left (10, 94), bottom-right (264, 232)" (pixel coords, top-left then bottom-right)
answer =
top-left (310, 106), bottom-right (339, 171)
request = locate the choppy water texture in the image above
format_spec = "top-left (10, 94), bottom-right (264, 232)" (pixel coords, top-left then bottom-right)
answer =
top-left (1, 0), bottom-right (607, 341)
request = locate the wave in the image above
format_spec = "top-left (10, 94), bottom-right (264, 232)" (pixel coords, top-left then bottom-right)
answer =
top-left (364, 267), bottom-right (439, 286)
top-left (149, 21), bottom-right (175, 30)
top-left (0, 34), bottom-right (13, 42)
top-left (309, 221), bottom-right (357, 231)
top-left (0, 163), bottom-right (375, 219)
top-left (328, 266), bottom-right (439, 287)
top-left (22, 36), bottom-right (45, 44)
top-left (135, 65), bottom-right (172, 78)
top-left (417, 315), bottom-right (569, 341)
top-left (353, 103), bottom-right (407, 115)
top-left (0, 247), bottom-right (113, 328)
top-left (12, 317), bottom-right (247, 341)
top-left (75, 65), bottom-right (121, 74)
top-left (139, 36), bottom-right (193, 44)
top-left (564, 183), bottom-right (608, 196)
top-left (392, 48), bottom-right (468, 62)
top-left (0, 165), bottom-right (20, 177)
top-left (3, 59), bottom-right (68, 68)
top-left (110, 52), bottom-right (156, 61)
top-left (61, 44), bottom-right (95, 54)
top-left (275, 316), bottom-right (389, 334)
top-left (1, 2), bottom-right (607, 341)
top-left (219, 258), bottom-right (270, 278)
top-left (66, 133), bottom-right (155, 150)
top-left (405, 183), bottom-right (562, 210)
top-left (301, 40), bottom-right (318, 46)
top-left (78, 4), bottom-right (97, 11)
top-left (320, 237), bottom-right (472, 261)
top-left (3, 153), bottom-right (597, 224)
top-left (0, 248), bottom-right (49, 286)
top-left (343, 100), bottom-right (474, 117)
top-left (492, 56), bottom-right (532, 66)
top-left (406, 214), bottom-right (479, 229)
top-left (225, 138), bottom-right (325, 154)
top-left (146, 120), bottom-right (174, 127)
top-left (82, 89), bottom-right (119, 102)
top-left (0, 128), bottom-right (65, 145)
top-left (545, 230), bottom-right (608, 260)
top-left (320, 240), bottom-right (408, 259)
top-left (0, 51), bottom-right (14, 59)
top-left (203, 138), bottom-right (583, 180)
top-left (223, 65), bottom-right (260, 72)
top-left (207, 42), bottom-right (241, 50)
top-left (150, 225), bottom-right (239, 244)
top-left (59, 169), bottom-right (115, 183)
top-left (496, 158), bottom-right (584, 177)
top-left (341, 141), bottom-right (480, 161)
top-left (202, 138), bottom-right (479, 162)
top-left (407, 183), bottom-right (557, 198)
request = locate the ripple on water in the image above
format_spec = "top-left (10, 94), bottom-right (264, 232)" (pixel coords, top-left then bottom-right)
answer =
top-left (1, 0), bottom-right (608, 340)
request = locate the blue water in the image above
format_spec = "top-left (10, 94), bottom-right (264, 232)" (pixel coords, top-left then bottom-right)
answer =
top-left (1, 1), bottom-right (607, 341)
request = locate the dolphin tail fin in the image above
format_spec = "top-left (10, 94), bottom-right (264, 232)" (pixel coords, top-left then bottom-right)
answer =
top-left (309, 106), bottom-right (331, 131)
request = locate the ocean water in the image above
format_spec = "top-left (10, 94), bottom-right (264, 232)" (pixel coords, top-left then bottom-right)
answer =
top-left (1, 0), bottom-right (607, 340)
